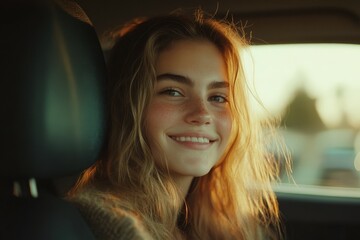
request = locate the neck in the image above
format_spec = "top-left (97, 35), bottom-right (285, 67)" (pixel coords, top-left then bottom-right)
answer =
top-left (172, 175), bottom-right (194, 200)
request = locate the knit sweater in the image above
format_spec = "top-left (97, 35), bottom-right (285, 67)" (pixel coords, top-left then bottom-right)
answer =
top-left (69, 188), bottom-right (153, 240)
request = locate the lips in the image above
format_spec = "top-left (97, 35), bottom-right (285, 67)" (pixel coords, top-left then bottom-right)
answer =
top-left (171, 136), bottom-right (210, 143)
top-left (169, 135), bottom-right (214, 150)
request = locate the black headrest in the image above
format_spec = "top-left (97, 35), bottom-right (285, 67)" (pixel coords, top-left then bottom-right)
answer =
top-left (0, 0), bottom-right (106, 179)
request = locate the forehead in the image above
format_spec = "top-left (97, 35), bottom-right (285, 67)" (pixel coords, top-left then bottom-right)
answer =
top-left (155, 39), bottom-right (228, 82)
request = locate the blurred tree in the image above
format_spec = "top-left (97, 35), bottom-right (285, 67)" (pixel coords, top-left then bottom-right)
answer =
top-left (281, 89), bottom-right (326, 132)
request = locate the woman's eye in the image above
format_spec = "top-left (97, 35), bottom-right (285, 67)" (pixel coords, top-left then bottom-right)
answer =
top-left (160, 88), bottom-right (183, 97)
top-left (209, 95), bottom-right (228, 103)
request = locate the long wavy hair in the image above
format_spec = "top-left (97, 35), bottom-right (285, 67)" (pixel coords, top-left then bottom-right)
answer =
top-left (71, 10), bottom-right (284, 240)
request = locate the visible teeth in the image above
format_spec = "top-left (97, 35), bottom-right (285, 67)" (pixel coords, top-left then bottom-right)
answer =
top-left (173, 136), bottom-right (210, 143)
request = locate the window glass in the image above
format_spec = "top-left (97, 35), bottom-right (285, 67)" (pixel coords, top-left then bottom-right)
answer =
top-left (243, 44), bottom-right (360, 189)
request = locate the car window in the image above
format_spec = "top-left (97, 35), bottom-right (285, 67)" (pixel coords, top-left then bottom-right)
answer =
top-left (242, 44), bottom-right (360, 190)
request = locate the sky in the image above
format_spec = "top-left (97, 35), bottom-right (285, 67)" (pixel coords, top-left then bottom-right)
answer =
top-left (242, 44), bottom-right (360, 128)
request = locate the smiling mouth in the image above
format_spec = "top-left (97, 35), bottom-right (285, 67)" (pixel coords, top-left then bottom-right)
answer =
top-left (170, 136), bottom-right (214, 143)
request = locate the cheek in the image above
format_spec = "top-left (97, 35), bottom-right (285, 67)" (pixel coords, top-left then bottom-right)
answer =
top-left (144, 101), bottom-right (181, 166)
top-left (213, 112), bottom-right (233, 167)
top-left (216, 111), bottom-right (233, 143)
top-left (144, 101), bottom-right (180, 138)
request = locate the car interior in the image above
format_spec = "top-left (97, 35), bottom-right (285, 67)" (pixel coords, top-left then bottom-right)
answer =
top-left (2, 0), bottom-right (360, 239)
top-left (1, 1), bottom-right (105, 239)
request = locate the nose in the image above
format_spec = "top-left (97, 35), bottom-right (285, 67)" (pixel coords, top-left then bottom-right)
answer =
top-left (184, 98), bottom-right (212, 125)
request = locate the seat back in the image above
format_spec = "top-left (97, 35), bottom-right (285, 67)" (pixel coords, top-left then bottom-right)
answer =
top-left (0, 0), bottom-right (106, 239)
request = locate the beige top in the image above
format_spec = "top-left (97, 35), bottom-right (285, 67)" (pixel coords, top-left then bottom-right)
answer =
top-left (69, 188), bottom-right (152, 240)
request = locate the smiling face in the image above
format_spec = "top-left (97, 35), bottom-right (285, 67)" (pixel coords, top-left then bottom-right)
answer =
top-left (144, 39), bottom-right (232, 184)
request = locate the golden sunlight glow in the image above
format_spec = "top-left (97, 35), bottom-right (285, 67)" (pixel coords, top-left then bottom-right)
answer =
top-left (243, 44), bottom-right (360, 191)
top-left (242, 44), bottom-right (360, 128)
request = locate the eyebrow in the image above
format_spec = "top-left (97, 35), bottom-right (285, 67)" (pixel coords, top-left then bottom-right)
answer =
top-left (156, 73), bottom-right (229, 89)
top-left (157, 73), bottom-right (193, 87)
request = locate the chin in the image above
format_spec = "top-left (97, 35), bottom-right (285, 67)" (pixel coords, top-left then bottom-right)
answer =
top-left (188, 168), bottom-right (213, 177)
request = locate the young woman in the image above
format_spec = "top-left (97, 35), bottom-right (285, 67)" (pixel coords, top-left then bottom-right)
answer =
top-left (69, 11), bottom-right (284, 240)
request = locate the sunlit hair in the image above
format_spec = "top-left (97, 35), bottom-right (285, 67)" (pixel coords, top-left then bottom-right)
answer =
top-left (71, 10), bottom-right (286, 240)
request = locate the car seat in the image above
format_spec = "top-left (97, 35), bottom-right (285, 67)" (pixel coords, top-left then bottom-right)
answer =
top-left (0, 0), bottom-right (106, 239)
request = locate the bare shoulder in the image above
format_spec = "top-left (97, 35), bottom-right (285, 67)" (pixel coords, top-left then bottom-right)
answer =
top-left (68, 188), bottom-right (152, 240)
